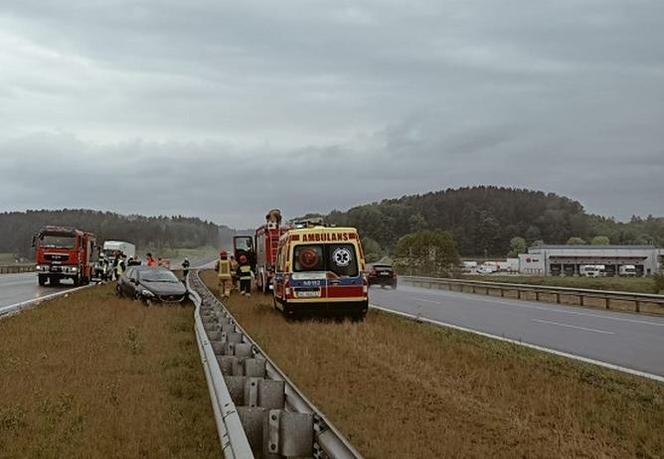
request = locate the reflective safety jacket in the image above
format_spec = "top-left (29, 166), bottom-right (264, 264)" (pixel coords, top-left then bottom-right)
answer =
top-left (237, 264), bottom-right (252, 281)
top-left (217, 259), bottom-right (232, 280)
top-left (116, 259), bottom-right (125, 276)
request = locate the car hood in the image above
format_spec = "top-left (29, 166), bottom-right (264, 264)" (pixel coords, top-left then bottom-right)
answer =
top-left (140, 281), bottom-right (187, 295)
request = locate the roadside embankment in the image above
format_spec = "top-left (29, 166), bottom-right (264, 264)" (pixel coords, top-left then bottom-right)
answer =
top-left (0, 284), bottom-right (220, 457)
top-left (201, 270), bottom-right (664, 458)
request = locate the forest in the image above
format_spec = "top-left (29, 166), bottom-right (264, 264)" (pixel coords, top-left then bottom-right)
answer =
top-left (319, 186), bottom-right (663, 257)
top-left (0, 209), bottom-right (224, 259)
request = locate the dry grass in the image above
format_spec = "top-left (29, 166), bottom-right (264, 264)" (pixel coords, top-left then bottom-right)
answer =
top-left (201, 270), bottom-right (664, 459)
top-left (0, 284), bottom-right (220, 458)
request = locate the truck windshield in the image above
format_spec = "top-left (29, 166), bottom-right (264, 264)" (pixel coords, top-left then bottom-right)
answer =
top-left (41, 234), bottom-right (76, 249)
top-left (235, 237), bottom-right (253, 251)
top-left (293, 244), bottom-right (358, 277)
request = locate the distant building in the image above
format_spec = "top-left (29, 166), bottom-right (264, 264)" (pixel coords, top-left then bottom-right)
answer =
top-left (518, 245), bottom-right (664, 277)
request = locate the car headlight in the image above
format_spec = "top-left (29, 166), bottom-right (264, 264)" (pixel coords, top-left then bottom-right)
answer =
top-left (71, 267), bottom-right (78, 273)
top-left (141, 289), bottom-right (155, 297)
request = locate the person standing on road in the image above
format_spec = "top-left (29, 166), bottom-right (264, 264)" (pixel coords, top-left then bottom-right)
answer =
top-left (146, 253), bottom-right (157, 268)
top-left (237, 255), bottom-right (253, 297)
top-left (115, 253), bottom-right (126, 280)
top-left (181, 257), bottom-right (191, 282)
top-left (216, 251), bottom-right (232, 299)
top-left (229, 255), bottom-right (238, 291)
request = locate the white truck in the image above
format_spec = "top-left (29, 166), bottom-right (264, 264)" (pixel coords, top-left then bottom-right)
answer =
top-left (102, 241), bottom-right (136, 259)
top-left (580, 265), bottom-right (605, 277)
top-left (618, 265), bottom-right (637, 277)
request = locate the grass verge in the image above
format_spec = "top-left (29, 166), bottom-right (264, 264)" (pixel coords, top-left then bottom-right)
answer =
top-left (0, 284), bottom-right (220, 458)
top-left (464, 274), bottom-right (658, 293)
top-left (458, 275), bottom-right (664, 314)
top-left (201, 270), bottom-right (664, 458)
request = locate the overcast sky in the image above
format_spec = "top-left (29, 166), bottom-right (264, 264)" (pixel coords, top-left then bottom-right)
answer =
top-left (1, 1), bottom-right (663, 228)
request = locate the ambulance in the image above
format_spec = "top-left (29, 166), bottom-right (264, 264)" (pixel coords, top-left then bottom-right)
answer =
top-left (272, 225), bottom-right (368, 319)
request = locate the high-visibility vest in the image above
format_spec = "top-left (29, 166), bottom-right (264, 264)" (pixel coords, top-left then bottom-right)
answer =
top-left (239, 265), bottom-right (252, 280)
top-left (218, 259), bottom-right (232, 279)
top-left (116, 260), bottom-right (125, 276)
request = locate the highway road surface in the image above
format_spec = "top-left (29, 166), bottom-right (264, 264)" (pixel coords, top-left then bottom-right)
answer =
top-left (0, 272), bottom-right (73, 309)
top-left (0, 257), bottom-right (216, 311)
top-left (370, 283), bottom-right (664, 379)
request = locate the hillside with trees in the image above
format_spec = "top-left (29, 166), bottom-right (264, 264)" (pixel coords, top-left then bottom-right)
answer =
top-left (0, 209), bottom-right (224, 259)
top-left (319, 186), bottom-right (663, 258)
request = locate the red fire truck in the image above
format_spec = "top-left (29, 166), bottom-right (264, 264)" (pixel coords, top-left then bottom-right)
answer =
top-left (34, 226), bottom-right (97, 286)
top-left (252, 209), bottom-right (289, 294)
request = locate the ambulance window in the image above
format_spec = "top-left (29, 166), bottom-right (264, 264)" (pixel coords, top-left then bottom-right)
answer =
top-left (294, 245), bottom-right (325, 272)
top-left (328, 244), bottom-right (358, 277)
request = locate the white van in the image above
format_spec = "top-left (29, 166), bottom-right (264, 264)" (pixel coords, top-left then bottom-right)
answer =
top-left (580, 265), bottom-right (605, 277)
top-left (618, 265), bottom-right (637, 277)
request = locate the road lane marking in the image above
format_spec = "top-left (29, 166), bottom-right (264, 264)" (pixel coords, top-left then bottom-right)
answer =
top-left (531, 318), bottom-right (615, 335)
top-left (370, 304), bottom-right (664, 383)
top-left (399, 285), bottom-right (664, 328)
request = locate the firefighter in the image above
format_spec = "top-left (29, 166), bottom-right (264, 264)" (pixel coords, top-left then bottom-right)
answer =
top-left (237, 254), bottom-right (253, 297)
top-left (181, 257), bottom-right (190, 281)
top-left (115, 253), bottom-right (126, 280)
top-left (146, 253), bottom-right (157, 268)
top-left (229, 255), bottom-right (238, 291)
top-left (216, 251), bottom-right (232, 299)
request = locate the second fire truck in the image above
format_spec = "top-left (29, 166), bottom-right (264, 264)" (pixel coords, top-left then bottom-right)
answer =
top-left (254, 209), bottom-right (289, 293)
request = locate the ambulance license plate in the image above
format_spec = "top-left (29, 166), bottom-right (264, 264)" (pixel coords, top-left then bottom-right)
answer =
top-left (296, 290), bottom-right (320, 298)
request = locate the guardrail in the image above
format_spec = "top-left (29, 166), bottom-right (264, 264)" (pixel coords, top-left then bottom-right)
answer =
top-left (400, 276), bottom-right (664, 313)
top-left (0, 264), bottom-right (35, 274)
top-left (187, 270), bottom-right (363, 459)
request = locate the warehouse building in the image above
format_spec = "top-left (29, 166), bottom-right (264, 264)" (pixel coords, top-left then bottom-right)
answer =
top-left (518, 245), bottom-right (664, 277)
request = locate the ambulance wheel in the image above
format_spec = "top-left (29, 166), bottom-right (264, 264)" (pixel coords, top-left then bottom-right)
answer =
top-left (38, 275), bottom-right (47, 286)
top-left (50, 277), bottom-right (60, 286)
top-left (73, 274), bottom-right (81, 287)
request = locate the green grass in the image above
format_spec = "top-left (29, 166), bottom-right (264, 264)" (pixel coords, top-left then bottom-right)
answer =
top-left (0, 253), bottom-right (16, 264)
top-left (464, 274), bottom-right (659, 294)
top-left (136, 246), bottom-right (218, 265)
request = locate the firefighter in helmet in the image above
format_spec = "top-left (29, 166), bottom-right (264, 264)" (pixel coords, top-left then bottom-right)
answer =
top-left (237, 254), bottom-right (253, 297)
top-left (216, 251), bottom-right (232, 299)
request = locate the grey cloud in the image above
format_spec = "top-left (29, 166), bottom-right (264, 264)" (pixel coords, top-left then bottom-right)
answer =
top-left (0, 0), bottom-right (663, 226)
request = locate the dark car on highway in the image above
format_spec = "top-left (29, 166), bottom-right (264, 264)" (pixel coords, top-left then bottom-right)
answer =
top-left (367, 263), bottom-right (397, 289)
top-left (117, 266), bottom-right (187, 305)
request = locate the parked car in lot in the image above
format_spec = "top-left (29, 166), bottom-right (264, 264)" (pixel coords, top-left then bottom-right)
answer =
top-left (367, 263), bottom-right (397, 288)
top-left (116, 266), bottom-right (187, 305)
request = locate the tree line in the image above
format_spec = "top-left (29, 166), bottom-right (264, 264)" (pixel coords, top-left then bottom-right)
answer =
top-left (320, 186), bottom-right (663, 258)
top-left (0, 209), bottom-right (223, 259)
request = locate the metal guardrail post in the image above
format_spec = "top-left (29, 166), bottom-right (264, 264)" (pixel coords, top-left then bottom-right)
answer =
top-left (186, 272), bottom-right (254, 459)
top-left (187, 270), bottom-right (363, 459)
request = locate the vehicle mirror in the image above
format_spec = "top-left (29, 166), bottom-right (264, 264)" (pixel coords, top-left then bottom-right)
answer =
top-left (31, 235), bottom-right (36, 248)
